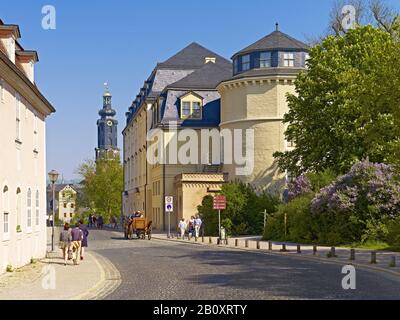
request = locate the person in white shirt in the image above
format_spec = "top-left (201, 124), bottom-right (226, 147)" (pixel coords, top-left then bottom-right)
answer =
top-left (178, 219), bottom-right (187, 239)
top-left (194, 215), bottom-right (202, 238)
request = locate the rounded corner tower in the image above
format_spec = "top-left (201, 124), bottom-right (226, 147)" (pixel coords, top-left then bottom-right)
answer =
top-left (217, 25), bottom-right (309, 192)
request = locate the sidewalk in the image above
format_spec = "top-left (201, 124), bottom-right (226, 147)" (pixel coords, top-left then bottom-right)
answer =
top-left (0, 250), bottom-right (121, 300)
top-left (152, 233), bottom-right (400, 277)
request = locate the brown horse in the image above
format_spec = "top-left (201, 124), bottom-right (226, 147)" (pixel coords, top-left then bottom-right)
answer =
top-left (124, 218), bottom-right (135, 240)
top-left (145, 221), bottom-right (153, 240)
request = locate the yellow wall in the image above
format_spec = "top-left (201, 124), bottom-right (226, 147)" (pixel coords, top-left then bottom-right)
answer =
top-left (218, 77), bottom-right (297, 192)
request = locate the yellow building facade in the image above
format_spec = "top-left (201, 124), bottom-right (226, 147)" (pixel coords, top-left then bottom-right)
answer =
top-left (123, 29), bottom-right (309, 231)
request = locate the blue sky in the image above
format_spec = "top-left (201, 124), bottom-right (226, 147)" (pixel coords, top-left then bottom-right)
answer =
top-left (2, 0), bottom-right (399, 180)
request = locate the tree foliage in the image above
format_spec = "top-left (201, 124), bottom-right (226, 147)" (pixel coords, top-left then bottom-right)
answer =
top-left (76, 157), bottom-right (123, 223)
top-left (274, 25), bottom-right (400, 176)
top-left (265, 161), bottom-right (400, 245)
top-left (197, 182), bottom-right (279, 236)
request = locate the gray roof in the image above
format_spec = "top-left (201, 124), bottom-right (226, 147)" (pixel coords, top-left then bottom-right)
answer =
top-left (232, 30), bottom-right (309, 58)
top-left (158, 42), bottom-right (231, 69)
top-left (166, 61), bottom-right (232, 90)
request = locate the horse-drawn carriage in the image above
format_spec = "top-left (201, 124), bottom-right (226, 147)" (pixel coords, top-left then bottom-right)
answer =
top-left (124, 216), bottom-right (152, 240)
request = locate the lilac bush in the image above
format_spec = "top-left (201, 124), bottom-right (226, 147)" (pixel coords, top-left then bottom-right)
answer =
top-left (287, 175), bottom-right (312, 201)
top-left (311, 160), bottom-right (400, 217)
top-left (309, 160), bottom-right (400, 243)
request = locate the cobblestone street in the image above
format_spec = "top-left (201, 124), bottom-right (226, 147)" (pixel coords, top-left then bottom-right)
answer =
top-left (88, 230), bottom-right (400, 300)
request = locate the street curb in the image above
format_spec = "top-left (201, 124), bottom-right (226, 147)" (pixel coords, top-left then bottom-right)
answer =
top-left (70, 252), bottom-right (122, 300)
top-left (152, 236), bottom-right (400, 280)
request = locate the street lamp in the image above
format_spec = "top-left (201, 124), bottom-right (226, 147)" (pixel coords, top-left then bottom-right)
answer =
top-left (48, 170), bottom-right (59, 252)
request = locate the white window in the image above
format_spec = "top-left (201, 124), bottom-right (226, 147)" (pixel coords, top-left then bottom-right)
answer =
top-left (242, 55), bottom-right (250, 71)
top-left (27, 188), bottom-right (32, 229)
top-left (3, 186), bottom-right (10, 239)
top-left (16, 94), bottom-right (21, 141)
top-left (305, 53), bottom-right (310, 68)
top-left (260, 52), bottom-right (272, 68)
top-left (284, 53), bottom-right (295, 67)
top-left (35, 190), bottom-right (40, 226)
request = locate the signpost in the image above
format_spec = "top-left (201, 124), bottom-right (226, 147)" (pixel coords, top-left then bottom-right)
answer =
top-left (213, 195), bottom-right (226, 241)
top-left (165, 196), bottom-right (174, 238)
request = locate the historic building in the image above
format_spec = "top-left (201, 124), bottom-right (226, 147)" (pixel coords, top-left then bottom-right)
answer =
top-left (123, 43), bottom-right (231, 230)
top-left (123, 27), bottom-right (309, 231)
top-left (96, 84), bottom-right (119, 160)
top-left (218, 25), bottom-right (309, 191)
top-left (46, 184), bottom-right (77, 224)
top-left (0, 19), bottom-right (55, 272)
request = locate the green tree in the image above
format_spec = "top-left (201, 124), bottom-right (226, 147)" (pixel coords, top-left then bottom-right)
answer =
top-left (198, 182), bottom-right (279, 236)
top-left (76, 157), bottom-right (123, 224)
top-left (274, 26), bottom-right (400, 176)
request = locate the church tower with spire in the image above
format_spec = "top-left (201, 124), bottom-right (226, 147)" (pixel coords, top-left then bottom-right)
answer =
top-left (96, 83), bottom-right (119, 160)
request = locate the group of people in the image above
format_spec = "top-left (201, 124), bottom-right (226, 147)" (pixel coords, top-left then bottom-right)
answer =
top-left (59, 219), bottom-right (89, 266)
top-left (88, 214), bottom-right (104, 229)
top-left (178, 215), bottom-right (204, 239)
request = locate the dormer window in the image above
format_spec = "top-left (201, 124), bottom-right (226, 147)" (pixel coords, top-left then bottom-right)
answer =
top-left (242, 54), bottom-right (250, 71)
top-left (259, 52), bottom-right (272, 68)
top-left (283, 53), bottom-right (295, 67)
top-left (180, 92), bottom-right (203, 120)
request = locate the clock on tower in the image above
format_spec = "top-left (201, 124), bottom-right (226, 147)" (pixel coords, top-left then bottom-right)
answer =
top-left (95, 83), bottom-right (120, 160)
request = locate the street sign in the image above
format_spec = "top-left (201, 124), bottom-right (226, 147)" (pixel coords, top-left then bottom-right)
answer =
top-left (165, 196), bottom-right (174, 213)
top-left (213, 195), bottom-right (226, 210)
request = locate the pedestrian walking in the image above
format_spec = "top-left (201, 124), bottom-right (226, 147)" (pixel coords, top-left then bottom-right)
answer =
top-left (93, 215), bottom-right (97, 228)
top-left (194, 215), bottom-right (202, 239)
top-left (78, 219), bottom-right (89, 261)
top-left (97, 215), bottom-right (104, 229)
top-left (70, 223), bottom-right (83, 265)
top-left (59, 223), bottom-right (72, 266)
top-left (178, 219), bottom-right (187, 239)
top-left (188, 216), bottom-right (195, 239)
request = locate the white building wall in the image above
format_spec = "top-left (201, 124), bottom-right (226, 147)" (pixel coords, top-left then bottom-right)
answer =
top-left (0, 78), bottom-right (48, 273)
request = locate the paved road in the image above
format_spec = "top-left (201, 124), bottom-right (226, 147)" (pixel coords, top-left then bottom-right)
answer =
top-left (88, 229), bottom-right (400, 300)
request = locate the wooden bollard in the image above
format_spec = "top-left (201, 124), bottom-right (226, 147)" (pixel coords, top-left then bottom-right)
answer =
top-left (257, 241), bottom-right (260, 250)
top-left (245, 240), bottom-right (249, 248)
top-left (209, 237), bottom-right (212, 244)
top-left (371, 251), bottom-right (377, 264)
top-left (350, 249), bottom-right (355, 261)
top-left (268, 242), bottom-right (272, 251)
top-left (389, 256), bottom-right (396, 268)
top-left (280, 244), bottom-right (288, 252)
top-left (297, 245), bottom-right (301, 254)
top-left (235, 239), bottom-right (239, 247)
top-left (313, 245), bottom-right (317, 255)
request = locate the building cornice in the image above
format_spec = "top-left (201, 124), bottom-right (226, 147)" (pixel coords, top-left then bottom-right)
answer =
top-left (220, 117), bottom-right (284, 127)
top-left (0, 50), bottom-right (55, 115)
top-left (217, 74), bottom-right (298, 92)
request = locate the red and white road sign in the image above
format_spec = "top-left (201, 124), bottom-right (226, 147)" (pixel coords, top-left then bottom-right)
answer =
top-left (213, 195), bottom-right (226, 210)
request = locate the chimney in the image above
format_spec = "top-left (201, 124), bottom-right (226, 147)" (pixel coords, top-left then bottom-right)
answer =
top-left (0, 23), bottom-right (21, 64)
